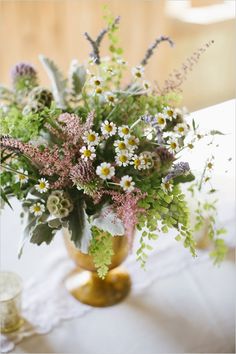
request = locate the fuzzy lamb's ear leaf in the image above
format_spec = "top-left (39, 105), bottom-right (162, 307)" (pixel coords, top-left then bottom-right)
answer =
top-left (69, 60), bottom-right (87, 95)
top-left (39, 54), bottom-right (67, 109)
top-left (30, 222), bottom-right (56, 246)
top-left (18, 215), bottom-right (38, 258)
top-left (67, 201), bottom-right (92, 253)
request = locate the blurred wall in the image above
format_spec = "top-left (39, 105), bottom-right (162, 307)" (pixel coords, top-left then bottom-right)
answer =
top-left (0, 0), bottom-right (235, 111)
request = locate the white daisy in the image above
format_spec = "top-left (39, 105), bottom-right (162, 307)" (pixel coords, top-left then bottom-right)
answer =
top-left (90, 76), bottom-right (103, 87)
top-left (115, 150), bottom-right (131, 167)
top-left (131, 154), bottom-right (144, 170)
top-left (174, 123), bottom-right (188, 136)
top-left (82, 130), bottom-right (100, 146)
top-left (29, 202), bottom-right (45, 216)
top-left (143, 80), bottom-right (151, 91)
top-left (15, 168), bottom-right (28, 184)
top-left (101, 120), bottom-right (117, 136)
top-left (124, 135), bottom-right (139, 151)
top-left (120, 175), bottom-right (135, 192)
top-left (94, 86), bottom-right (103, 95)
top-left (131, 65), bottom-right (144, 79)
top-left (163, 106), bottom-right (177, 121)
top-left (114, 140), bottom-right (129, 153)
top-left (104, 92), bottom-right (117, 105)
top-left (35, 178), bottom-right (50, 193)
top-left (161, 179), bottom-right (173, 194)
top-left (80, 145), bottom-right (96, 161)
top-left (118, 125), bottom-right (131, 138)
top-left (155, 113), bottom-right (166, 128)
top-left (96, 162), bottom-right (115, 180)
top-left (140, 152), bottom-right (154, 170)
top-left (116, 58), bottom-right (127, 65)
top-left (167, 137), bottom-right (180, 153)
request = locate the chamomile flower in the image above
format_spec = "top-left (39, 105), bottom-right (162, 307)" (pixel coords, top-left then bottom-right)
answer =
top-left (116, 58), bottom-right (127, 65)
top-left (82, 130), bottom-right (100, 146)
top-left (15, 168), bottom-right (29, 184)
top-left (114, 139), bottom-right (129, 153)
top-left (163, 106), bottom-right (177, 121)
top-left (143, 80), bottom-right (151, 91)
top-left (131, 154), bottom-right (144, 170)
top-left (96, 162), bottom-right (115, 180)
top-left (174, 123), bottom-right (188, 136)
top-left (104, 92), bottom-right (117, 105)
top-left (155, 113), bottom-right (166, 128)
top-left (35, 178), bottom-right (50, 193)
top-left (101, 120), bottom-right (117, 136)
top-left (118, 125), bottom-right (131, 138)
top-left (29, 202), bottom-right (45, 216)
top-left (161, 178), bottom-right (173, 194)
top-left (120, 175), bottom-right (135, 192)
top-left (90, 76), bottom-right (103, 87)
top-left (80, 145), bottom-right (96, 161)
top-left (167, 137), bottom-right (180, 153)
top-left (131, 65), bottom-right (144, 79)
top-left (115, 150), bottom-right (131, 167)
top-left (124, 135), bottom-right (139, 151)
top-left (140, 152), bottom-right (154, 170)
top-left (94, 86), bottom-right (103, 95)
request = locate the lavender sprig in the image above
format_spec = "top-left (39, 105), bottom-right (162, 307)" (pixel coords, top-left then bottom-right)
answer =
top-left (84, 16), bottom-right (120, 65)
top-left (141, 114), bottom-right (165, 145)
top-left (140, 36), bottom-right (174, 66)
top-left (163, 162), bottom-right (190, 183)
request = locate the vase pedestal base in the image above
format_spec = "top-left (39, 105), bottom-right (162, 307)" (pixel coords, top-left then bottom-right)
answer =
top-left (64, 267), bottom-right (131, 307)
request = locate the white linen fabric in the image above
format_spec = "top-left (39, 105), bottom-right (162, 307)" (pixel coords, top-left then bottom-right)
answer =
top-left (0, 235), bottom-right (211, 353)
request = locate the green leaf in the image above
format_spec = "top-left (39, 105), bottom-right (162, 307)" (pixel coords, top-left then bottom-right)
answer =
top-left (48, 218), bottom-right (62, 229)
top-left (174, 173), bottom-right (195, 184)
top-left (39, 54), bottom-right (67, 109)
top-left (30, 222), bottom-right (56, 245)
top-left (0, 187), bottom-right (12, 209)
top-left (69, 60), bottom-right (87, 95)
top-left (210, 130), bottom-right (225, 136)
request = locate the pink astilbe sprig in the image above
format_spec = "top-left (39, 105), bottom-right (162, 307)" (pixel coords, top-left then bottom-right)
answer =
top-left (70, 159), bottom-right (96, 185)
top-left (0, 136), bottom-right (78, 189)
top-left (106, 189), bottom-right (146, 248)
top-left (56, 111), bottom-right (95, 145)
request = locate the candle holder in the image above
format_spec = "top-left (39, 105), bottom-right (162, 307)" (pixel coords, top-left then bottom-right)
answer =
top-left (0, 272), bottom-right (24, 333)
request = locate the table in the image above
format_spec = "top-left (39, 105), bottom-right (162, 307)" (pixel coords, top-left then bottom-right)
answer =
top-left (0, 100), bottom-right (235, 353)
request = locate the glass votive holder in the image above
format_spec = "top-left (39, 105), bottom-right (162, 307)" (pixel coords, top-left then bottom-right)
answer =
top-left (0, 271), bottom-right (24, 333)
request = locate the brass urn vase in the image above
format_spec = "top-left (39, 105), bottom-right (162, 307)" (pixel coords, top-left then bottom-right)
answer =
top-left (63, 229), bottom-right (131, 307)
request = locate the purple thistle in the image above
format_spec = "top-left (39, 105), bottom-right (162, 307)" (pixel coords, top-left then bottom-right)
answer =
top-left (163, 162), bottom-right (190, 183)
top-left (11, 62), bottom-right (38, 91)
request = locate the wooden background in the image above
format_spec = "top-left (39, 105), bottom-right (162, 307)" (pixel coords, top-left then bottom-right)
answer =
top-left (0, 0), bottom-right (235, 110)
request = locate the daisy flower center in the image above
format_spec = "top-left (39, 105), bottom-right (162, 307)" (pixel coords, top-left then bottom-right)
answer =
top-left (124, 181), bottom-right (131, 187)
top-left (105, 125), bottom-right (113, 132)
top-left (128, 138), bottom-right (136, 146)
top-left (87, 134), bottom-right (96, 142)
top-left (84, 149), bottom-right (92, 157)
top-left (122, 127), bottom-right (129, 135)
top-left (170, 142), bottom-right (177, 149)
top-left (118, 142), bottom-right (126, 150)
top-left (101, 167), bottom-right (110, 176)
top-left (135, 72), bottom-right (141, 78)
top-left (178, 127), bottom-right (184, 132)
top-left (158, 117), bottom-right (165, 125)
top-left (94, 80), bottom-right (101, 86)
top-left (34, 205), bottom-right (41, 212)
top-left (19, 174), bottom-right (26, 180)
top-left (119, 155), bottom-right (128, 163)
top-left (39, 182), bottom-right (46, 189)
top-left (167, 110), bottom-right (173, 117)
top-left (95, 87), bottom-right (103, 94)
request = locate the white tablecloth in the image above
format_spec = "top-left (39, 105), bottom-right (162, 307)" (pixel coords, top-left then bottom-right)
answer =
top-left (0, 100), bottom-right (235, 353)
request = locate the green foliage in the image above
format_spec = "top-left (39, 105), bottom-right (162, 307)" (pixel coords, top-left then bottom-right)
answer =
top-left (0, 107), bottom-right (44, 142)
top-left (69, 61), bottom-right (87, 96)
top-left (67, 200), bottom-right (85, 248)
top-left (30, 221), bottom-right (57, 245)
top-left (136, 184), bottom-right (196, 267)
top-left (89, 226), bottom-right (114, 279)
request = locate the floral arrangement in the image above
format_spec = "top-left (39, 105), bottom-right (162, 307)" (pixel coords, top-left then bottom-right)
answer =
top-left (0, 13), bottom-right (227, 278)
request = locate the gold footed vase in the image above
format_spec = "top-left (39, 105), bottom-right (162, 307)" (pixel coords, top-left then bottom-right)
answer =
top-left (63, 231), bottom-right (131, 307)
